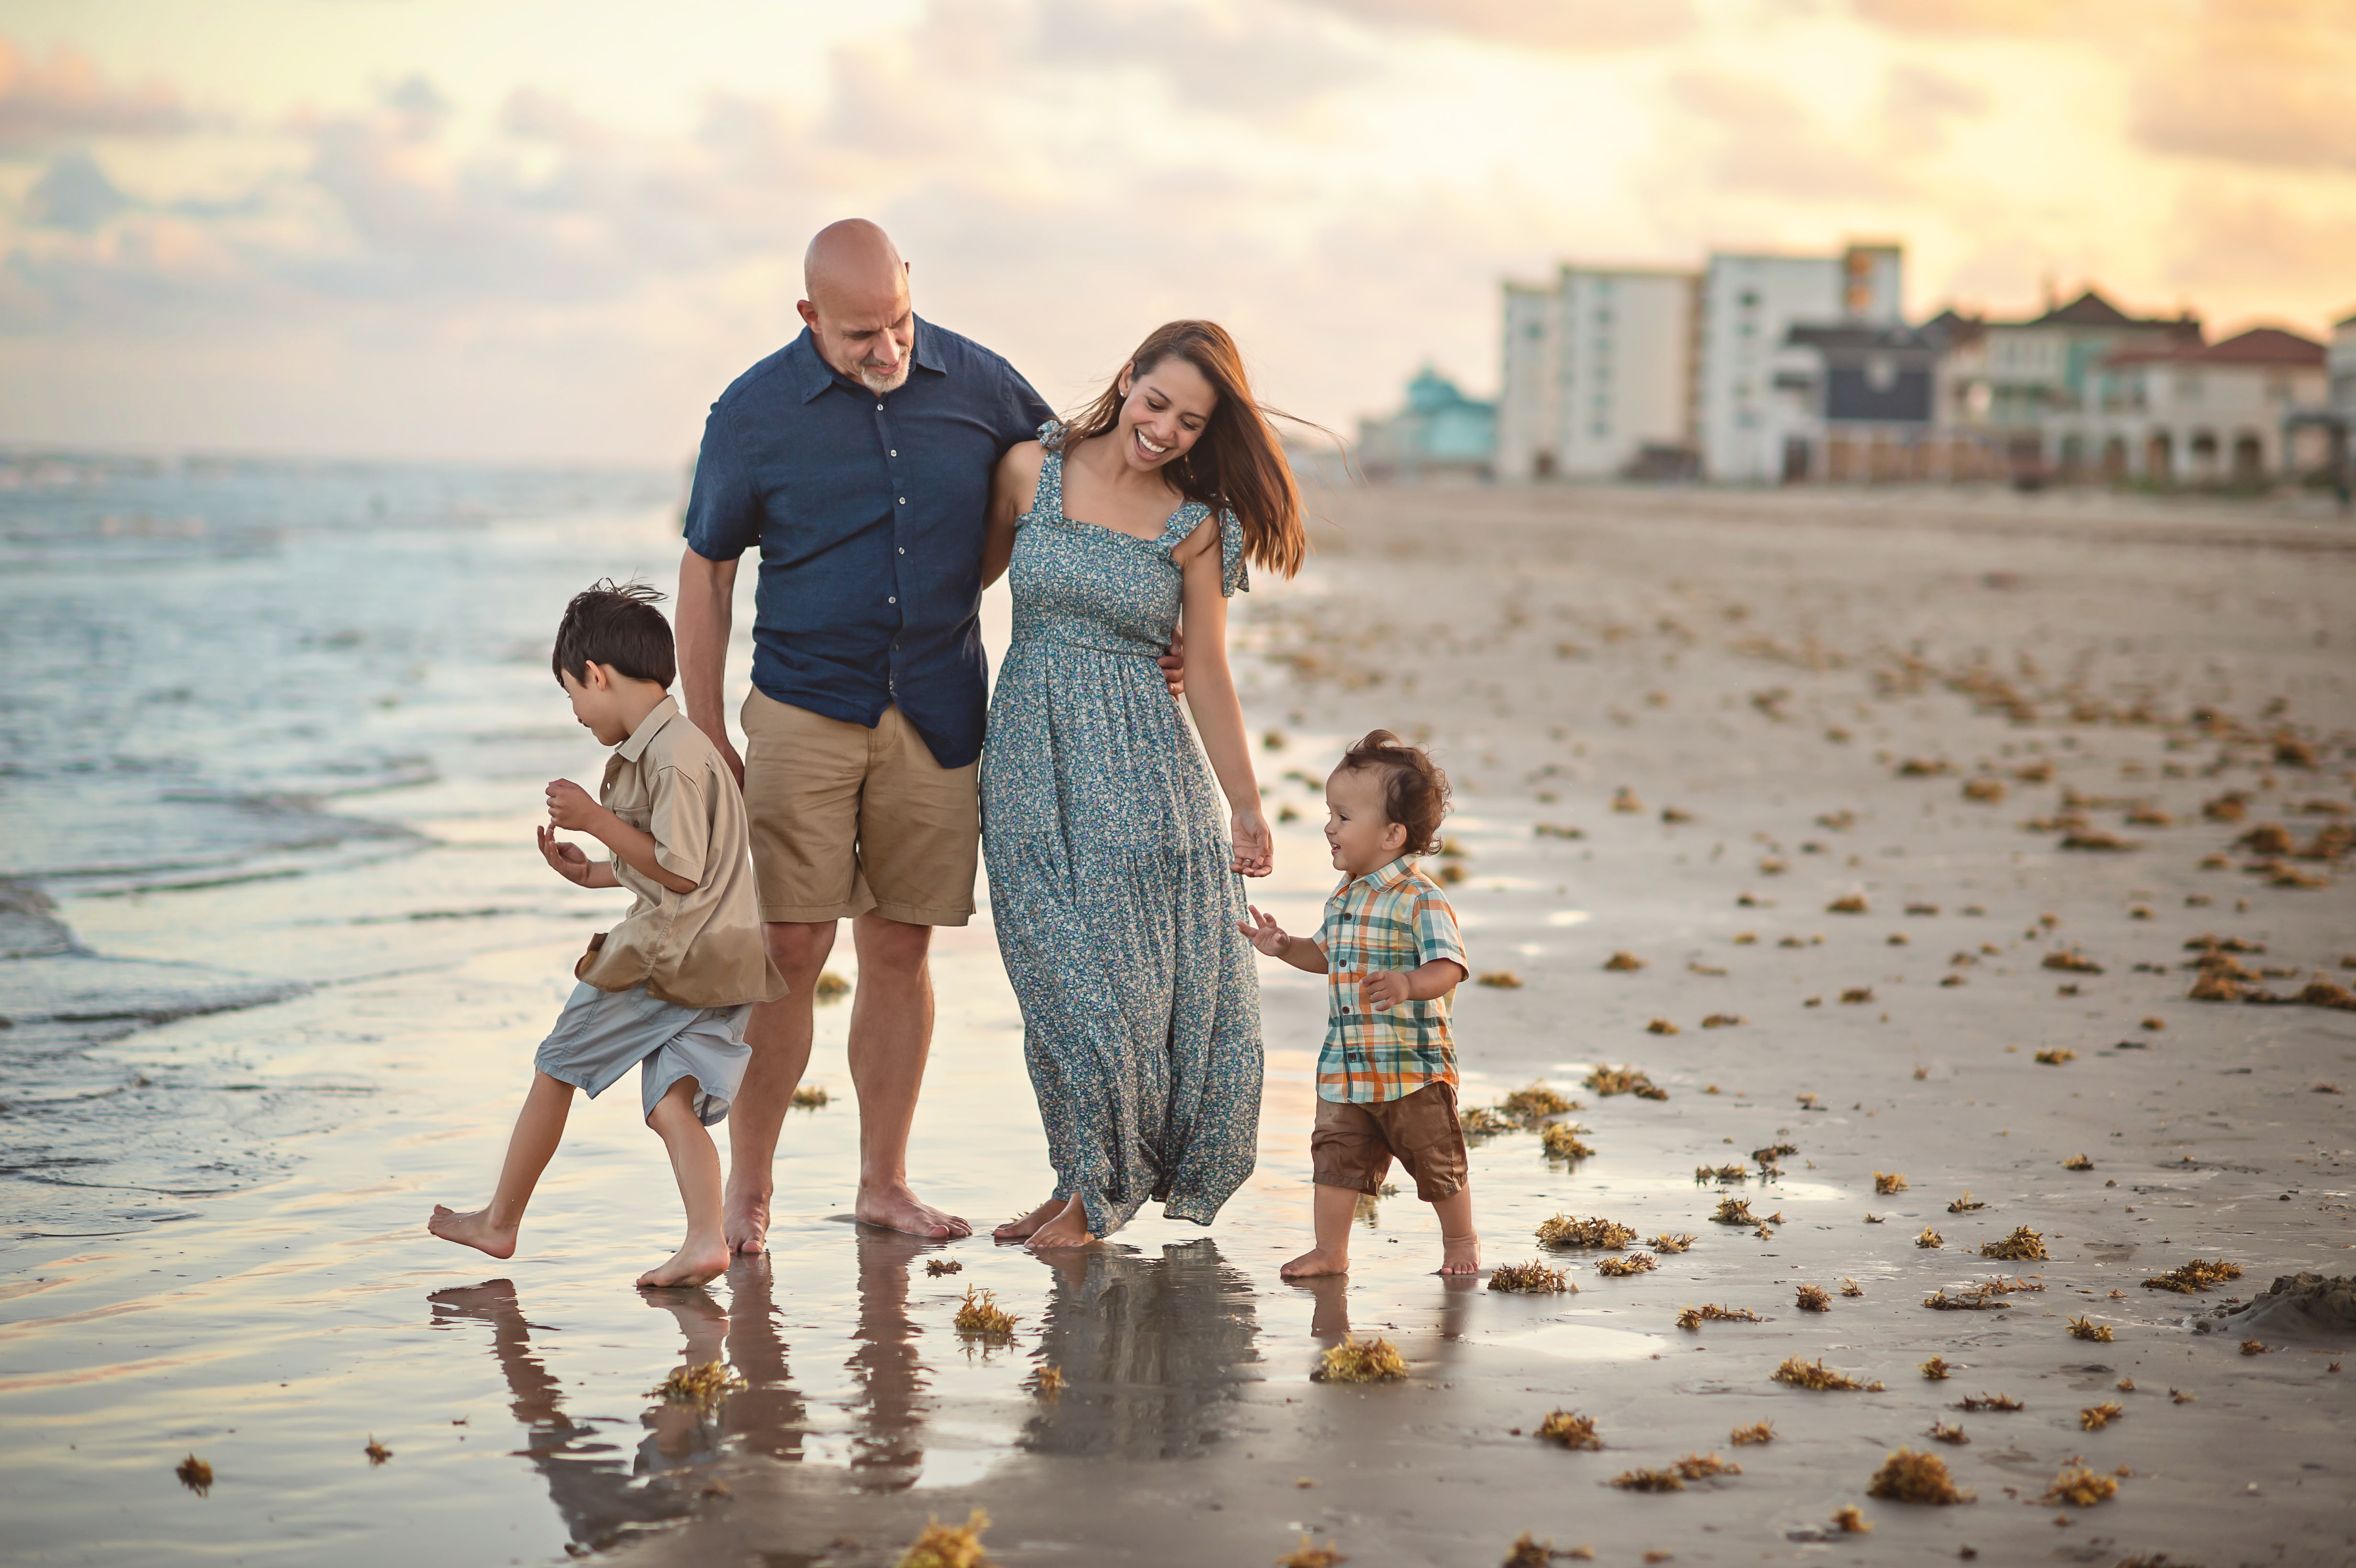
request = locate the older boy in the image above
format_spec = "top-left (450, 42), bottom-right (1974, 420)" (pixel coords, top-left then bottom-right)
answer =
top-left (428, 581), bottom-right (783, 1287)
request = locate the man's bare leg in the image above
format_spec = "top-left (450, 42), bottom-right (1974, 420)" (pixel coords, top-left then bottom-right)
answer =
top-left (722, 920), bottom-right (836, 1254)
top-left (847, 913), bottom-right (971, 1239)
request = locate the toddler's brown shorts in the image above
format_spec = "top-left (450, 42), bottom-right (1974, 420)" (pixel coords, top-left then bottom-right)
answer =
top-left (1311, 1081), bottom-right (1468, 1201)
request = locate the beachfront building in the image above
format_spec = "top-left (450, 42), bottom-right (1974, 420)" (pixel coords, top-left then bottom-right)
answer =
top-left (1495, 265), bottom-right (1699, 480)
top-left (1938, 289), bottom-right (2202, 475)
top-left (1693, 243), bottom-right (1903, 483)
top-left (1355, 366), bottom-right (1496, 482)
top-left (2049, 327), bottom-right (2327, 484)
top-left (1767, 321), bottom-right (1981, 482)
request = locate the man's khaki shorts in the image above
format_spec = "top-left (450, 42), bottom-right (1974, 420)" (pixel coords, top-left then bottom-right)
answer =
top-left (739, 690), bottom-right (978, 927)
top-left (1310, 1081), bottom-right (1469, 1201)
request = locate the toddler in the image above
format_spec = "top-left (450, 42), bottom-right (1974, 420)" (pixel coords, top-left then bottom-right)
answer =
top-left (429, 581), bottom-right (782, 1287)
top-left (1242, 729), bottom-right (1476, 1277)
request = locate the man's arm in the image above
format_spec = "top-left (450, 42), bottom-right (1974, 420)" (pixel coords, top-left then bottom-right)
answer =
top-left (676, 545), bottom-right (743, 787)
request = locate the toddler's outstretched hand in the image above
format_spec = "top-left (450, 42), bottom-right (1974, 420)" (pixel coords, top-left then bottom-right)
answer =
top-left (1361, 970), bottom-right (1410, 1011)
top-left (1238, 904), bottom-right (1290, 958)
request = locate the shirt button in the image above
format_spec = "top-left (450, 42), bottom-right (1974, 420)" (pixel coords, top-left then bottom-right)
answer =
top-left (898, 497), bottom-right (906, 504)
top-left (897, 546), bottom-right (905, 554)
top-left (875, 403), bottom-right (884, 411)
top-left (887, 596), bottom-right (897, 605)
top-left (890, 449), bottom-right (898, 457)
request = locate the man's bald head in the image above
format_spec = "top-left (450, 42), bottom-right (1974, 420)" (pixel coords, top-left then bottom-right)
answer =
top-left (799, 219), bottom-right (915, 395)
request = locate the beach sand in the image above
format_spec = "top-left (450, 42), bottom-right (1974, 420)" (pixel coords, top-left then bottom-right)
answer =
top-left (4, 478), bottom-right (2351, 1567)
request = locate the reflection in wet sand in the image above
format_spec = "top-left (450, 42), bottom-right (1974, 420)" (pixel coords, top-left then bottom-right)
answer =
top-left (1022, 1240), bottom-right (1258, 1460)
top-left (720, 1254), bottom-right (808, 1463)
top-left (846, 1227), bottom-right (933, 1489)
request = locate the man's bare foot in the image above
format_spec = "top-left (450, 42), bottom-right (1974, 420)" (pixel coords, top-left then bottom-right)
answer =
top-left (992, 1197), bottom-right (1067, 1242)
top-left (723, 1188), bottom-right (770, 1255)
top-left (855, 1182), bottom-right (971, 1241)
top-left (1024, 1201), bottom-right (1096, 1252)
top-left (1280, 1246), bottom-right (1349, 1279)
top-left (428, 1204), bottom-right (517, 1260)
top-left (1438, 1232), bottom-right (1481, 1276)
top-left (637, 1236), bottom-right (732, 1288)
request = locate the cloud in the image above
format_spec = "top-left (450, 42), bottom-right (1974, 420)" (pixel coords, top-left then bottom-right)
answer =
top-left (0, 39), bottom-right (193, 152)
top-left (1298, 0), bottom-right (1697, 53)
top-left (1848, 0), bottom-right (2065, 33)
top-left (24, 150), bottom-right (129, 231)
top-left (2162, 186), bottom-right (2356, 295)
top-left (2128, 0), bottom-right (2356, 173)
top-left (1667, 70), bottom-right (1914, 203)
top-left (1881, 62), bottom-right (1989, 156)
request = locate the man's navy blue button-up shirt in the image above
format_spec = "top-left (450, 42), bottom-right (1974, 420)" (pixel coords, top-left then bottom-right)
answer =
top-left (681, 318), bottom-right (1052, 770)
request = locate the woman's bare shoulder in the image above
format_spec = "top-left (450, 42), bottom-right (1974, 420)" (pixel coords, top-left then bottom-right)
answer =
top-left (998, 438), bottom-right (1046, 478)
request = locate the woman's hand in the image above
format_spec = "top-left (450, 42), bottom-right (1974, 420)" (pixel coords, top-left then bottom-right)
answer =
top-left (1230, 807), bottom-right (1273, 877)
top-left (1238, 903), bottom-right (1290, 957)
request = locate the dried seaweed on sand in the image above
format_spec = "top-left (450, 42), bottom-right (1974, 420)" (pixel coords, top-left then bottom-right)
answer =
top-left (1535, 1410), bottom-right (1602, 1449)
top-left (1917, 1229), bottom-right (1945, 1250)
top-left (2043, 950), bottom-right (2103, 974)
top-left (1701, 1013), bottom-right (1745, 1028)
top-left (1710, 1197), bottom-right (1757, 1226)
top-left (1729, 1421), bottom-right (1776, 1446)
top-left (1609, 1466), bottom-right (1684, 1492)
top-left (1827, 894), bottom-right (1870, 914)
top-left (1957, 1393), bottom-right (2021, 1411)
top-left (1461, 1105), bottom-right (1512, 1139)
top-left (1676, 1303), bottom-right (1762, 1328)
top-left (1500, 1534), bottom-right (1591, 1567)
top-left (2035, 1048), bottom-right (2078, 1066)
top-left (1603, 951), bottom-right (1647, 972)
top-left (1314, 1336), bottom-right (1407, 1383)
top-left (1537, 1214), bottom-right (1636, 1250)
top-left (790, 1084), bottom-right (830, 1109)
top-left (1694, 1163), bottom-right (1748, 1184)
top-left (1796, 1283), bottom-right (1831, 1311)
top-left (364, 1437), bottom-right (392, 1465)
top-left (2142, 1259), bottom-right (2241, 1294)
top-left (176, 1454), bottom-right (213, 1495)
top-left (898, 1509), bottom-right (995, 1568)
top-left (927, 1258), bottom-right (963, 1276)
top-left (1582, 1065), bottom-right (1667, 1100)
top-left (1032, 1366), bottom-right (1065, 1400)
top-left (1652, 1232), bottom-right (1697, 1253)
top-left (1645, 1018), bottom-right (1680, 1034)
top-left (1477, 971), bottom-right (1523, 989)
top-left (813, 970), bottom-right (852, 1002)
top-left (1840, 1277), bottom-right (1864, 1297)
top-left (1922, 1289), bottom-right (2007, 1311)
top-left (1489, 1259), bottom-right (1576, 1293)
top-left (1947, 1192), bottom-right (1986, 1212)
top-left (1920, 1356), bottom-right (1952, 1380)
top-left (2067, 1315), bottom-right (2114, 1342)
top-left (1276, 1536), bottom-right (1346, 1568)
top-left (2040, 1466), bottom-right (2118, 1507)
top-left (1499, 1083), bottom-right (1576, 1123)
top-left (1873, 1171), bottom-right (1909, 1195)
top-left (954, 1287), bottom-right (1020, 1343)
top-left (1773, 1357), bottom-right (1882, 1391)
top-left (2079, 1401), bottom-right (2122, 1430)
top-left (1868, 1447), bottom-right (1974, 1503)
top-left (1980, 1226), bottom-right (2048, 1261)
top-left (1540, 1124), bottom-right (1595, 1161)
top-left (1928, 1421), bottom-right (1969, 1444)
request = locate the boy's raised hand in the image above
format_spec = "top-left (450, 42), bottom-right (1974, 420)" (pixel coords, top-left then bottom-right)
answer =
top-left (536, 823), bottom-right (595, 885)
top-left (545, 778), bottom-right (602, 832)
top-left (1360, 969), bottom-right (1410, 1011)
top-left (1238, 904), bottom-right (1290, 957)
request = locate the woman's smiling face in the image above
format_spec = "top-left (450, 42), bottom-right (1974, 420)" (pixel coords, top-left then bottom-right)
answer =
top-left (1114, 355), bottom-right (1218, 475)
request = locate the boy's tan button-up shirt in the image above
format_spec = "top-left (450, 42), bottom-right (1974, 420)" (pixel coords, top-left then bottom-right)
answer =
top-left (574, 696), bottom-right (784, 1009)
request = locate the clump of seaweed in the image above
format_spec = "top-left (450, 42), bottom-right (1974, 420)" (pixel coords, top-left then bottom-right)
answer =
top-left (927, 1258), bottom-right (963, 1276)
top-left (1582, 1064), bottom-right (1668, 1100)
top-left (813, 970), bottom-right (852, 1002)
top-left (650, 1361), bottom-right (748, 1407)
top-left (1500, 1533), bottom-right (1586, 1567)
top-left (1314, 1336), bottom-right (1407, 1383)
top-left (1730, 1421), bottom-right (1775, 1446)
top-left (2035, 1048), bottom-right (2078, 1066)
top-left (1947, 1192), bottom-right (1986, 1212)
top-left (2063, 1154), bottom-right (2094, 1171)
top-left (1928, 1421), bottom-right (1969, 1445)
top-left (176, 1453), bottom-right (213, 1495)
top-left (1676, 1303), bottom-right (1762, 1328)
top-left (1831, 1505), bottom-right (1871, 1534)
top-left (1701, 1013), bottom-right (1745, 1028)
top-left (1753, 1141), bottom-right (1798, 1166)
top-left (1980, 1226), bottom-right (2048, 1261)
top-left (1603, 951), bottom-right (1647, 971)
top-left (1827, 893), bottom-right (1870, 914)
top-left (1710, 1197), bottom-right (1757, 1226)
top-left (1500, 1082), bottom-right (1576, 1123)
top-left (1922, 1289), bottom-right (2007, 1311)
top-left (364, 1437), bottom-right (392, 1466)
top-left (1652, 1232), bottom-right (1697, 1254)
top-left (1920, 1356), bottom-right (1952, 1380)
top-left (1957, 1393), bottom-right (2021, 1412)
top-left (2040, 1466), bottom-right (2118, 1508)
top-left (901, 1506), bottom-right (998, 1566)
top-left (1917, 1229), bottom-right (1945, 1250)
top-left (1540, 1124), bottom-right (1595, 1161)
top-left (1275, 1537), bottom-right (1345, 1568)
top-left (1537, 1214), bottom-right (1636, 1250)
top-left (954, 1286), bottom-right (1020, 1343)
top-left (1796, 1283), bottom-right (1831, 1312)
top-left (2141, 1258), bottom-right (2241, 1294)
top-left (2079, 1401), bottom-right (2122, 1430)
top-left (1672, 1452), bottom-right (1741, 1481)
top-left (1773, 1357), bottom-right (1881, 1392)
top-left (1694, 1163), bottom-right (1748, 1184)
top-left (1840, 1277), bottom-right (1864, 1297)
top-left (1645, 1017), bottom-right (1680, 1035)
top-left (1597, 1252), bottom-right (1658, 1277)
top-left (2240, 1339), bottom-right (2269, 1356)
top-left (2043, 950), bottom-right (2103, 974)
top-left (1477, 971), bottom-right (1523, 989)
top-left (790, 1084), bottom-right (830, 1109)
top-left (2067, 1315), bottom-right (2114, 1343)
top-left (1461, 1105), bottom-right (1512, 1139)
top-left (1867, 1447), bottom-right (1974, 1504)
top-left (1609, 1466), bottom-right (1684, 1492)
top-left (1840, 986), bottom-right (1876, 1004)
top-left (1873, 1171), bottom-right (1909, 1195)
top-left (1535, 1410), bottom-right (1602, 1450)
top-left (1489, 1260), bottom-right (1575, 1294)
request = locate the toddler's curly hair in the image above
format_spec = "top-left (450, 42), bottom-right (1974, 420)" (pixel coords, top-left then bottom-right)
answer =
top-left (1337, 729), bottom-right (1452, 856)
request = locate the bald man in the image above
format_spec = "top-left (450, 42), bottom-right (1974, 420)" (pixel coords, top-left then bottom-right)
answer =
top-left (676, 221), bottom-right (1178, 1249)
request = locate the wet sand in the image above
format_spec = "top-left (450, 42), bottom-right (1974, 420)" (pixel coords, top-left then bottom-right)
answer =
top-left (5, 479), bottom-right (2354, 1567)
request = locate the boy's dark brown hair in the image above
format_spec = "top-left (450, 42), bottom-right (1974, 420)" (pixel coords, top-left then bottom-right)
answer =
top-left (552, 579), bottom-right (675, 690)
top-left (1337, 729), bottom-right (1452, 856)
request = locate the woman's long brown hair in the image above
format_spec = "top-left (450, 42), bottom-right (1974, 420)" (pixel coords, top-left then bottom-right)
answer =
top-left (1051, 319), bottom-right (1307, 579)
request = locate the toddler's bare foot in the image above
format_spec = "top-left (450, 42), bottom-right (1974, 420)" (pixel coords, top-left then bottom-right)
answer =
top-left (427, 1204), bottom-right (517, 1260)
top-left (993, 1197), bottom-right (1067, 1242)
top-left (1281, 1246), bottom-right (1349, 1279)
top-left (856, 1180), bottom-right (971, 1241)
top-left (1024, 1202), bottom-right (1097, 1252)
top-left (722, 1188), bottom-right (769, 1255)
top-left (637, 1236), bottom-right (731, 1288)
top-left (1438, 1232), bottom-right (1481, 1276)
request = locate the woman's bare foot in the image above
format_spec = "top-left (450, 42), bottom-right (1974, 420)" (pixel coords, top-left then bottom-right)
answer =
top-left (1024, 1201), bottom-right (1097, 1252)
top-left (993, 1197), bottom-right (1067, 1242)
top-left (1438, 1232), bottom-right (1481, 1276)
top-left (637, 1235), bottom-right (732, 1288)
top-left (1280, 1246), bottom-right (1349, 1279)
top-left (723, 1188), bottom-right (769, 1256)
top-left (428, 1204), bottom-right (517, 1260)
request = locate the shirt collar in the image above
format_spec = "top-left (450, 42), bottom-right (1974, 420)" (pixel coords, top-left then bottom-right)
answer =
top-left (789, 316), bottom-right (946, 403)
top-left (616, 695), bottom-right (680, 762)
top-left (1339, 855), bottom-right (1420, 897)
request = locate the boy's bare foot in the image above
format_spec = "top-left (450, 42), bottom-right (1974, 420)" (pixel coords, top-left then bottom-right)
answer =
top-left (638, 1236), bottom-right (732, 1288)
top-left (723, 1188), bottom-right (770, 1255)
top-left (1280, 1246), bottom-right (1349, 1279)
top-left (993, 1197), bottom-right (1067, 1241)
top-left (855, 1180), bottom-right (971, 1241)
top-left (428, 1204), bottom-right (518, 1260)
top-left (1438, 1232), bottom-right (1481, 1276)
top-left (1024, 1202), bottom-right (1097, 1252)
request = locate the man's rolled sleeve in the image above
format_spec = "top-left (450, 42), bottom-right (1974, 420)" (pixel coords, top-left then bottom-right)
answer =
top-left (682, 407), bottom-right (760, 562)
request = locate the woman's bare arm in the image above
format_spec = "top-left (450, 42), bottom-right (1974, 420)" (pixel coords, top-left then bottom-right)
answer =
top-left (1176, 523), bottom-right (1269, 876)
top-left (982, 442), bottom-right (1044, 588)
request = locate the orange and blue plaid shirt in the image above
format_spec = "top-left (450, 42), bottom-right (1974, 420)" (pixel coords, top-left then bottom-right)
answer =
top-left (1315, 856), bottom-right (1467, 1104)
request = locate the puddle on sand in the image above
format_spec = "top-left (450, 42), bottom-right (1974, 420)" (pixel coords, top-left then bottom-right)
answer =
top-left (1476, 1322), bottom-right (1667, 1362)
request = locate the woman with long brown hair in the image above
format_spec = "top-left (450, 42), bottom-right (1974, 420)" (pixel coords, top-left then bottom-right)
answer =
top-left (978, 319), bottom-right (1306, 1251)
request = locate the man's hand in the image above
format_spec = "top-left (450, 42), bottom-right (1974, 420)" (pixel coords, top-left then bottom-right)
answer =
top-left (710, 732), bottom-right (746, 791)
top-left (537, 823), bottom-right (597, 885)
top-left (1239, 904), bottom-right (1291, 958)
top-left (1229, 806), bottom-right (1272, 877)
top-left (1157, 624), bottom-right (1185, 698)
top-left (545, 778), bottom-right (605, 834)
top-left (1361, 970), bottom-right (1410, 1011)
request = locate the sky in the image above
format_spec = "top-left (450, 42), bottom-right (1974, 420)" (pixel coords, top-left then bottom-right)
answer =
top-left (2, 0), bottom-right (2350, 464)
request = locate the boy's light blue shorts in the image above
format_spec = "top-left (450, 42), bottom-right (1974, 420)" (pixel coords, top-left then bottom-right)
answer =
top-left (533, 981), bottom-right (753, 1128)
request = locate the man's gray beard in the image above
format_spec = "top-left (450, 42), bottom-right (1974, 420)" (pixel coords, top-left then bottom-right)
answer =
top-left (858, 359), bottom-right (912, 396)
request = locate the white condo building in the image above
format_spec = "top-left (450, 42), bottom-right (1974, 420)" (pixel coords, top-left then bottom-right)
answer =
top-left (1694, 244), bottom-right (1903, 483)
top-left (1495, 265), bottom-right (1699, 480)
